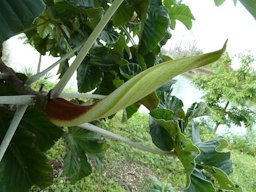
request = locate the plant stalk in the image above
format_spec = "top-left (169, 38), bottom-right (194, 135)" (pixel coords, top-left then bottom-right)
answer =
top-left (0, 95), bottom-right (35, 105)
top-left (214, 101), bottom-right (230, 133)
top-left (80, 123), bottom-right (172, 156)
top-left (0, 105), bottom-right (28, 162)
top-left (51, 0), bottom-right (124, 98)
top-left (26, 42), bottom-right (84, 85)
top-left (60, 92), bottom-right (106, 99)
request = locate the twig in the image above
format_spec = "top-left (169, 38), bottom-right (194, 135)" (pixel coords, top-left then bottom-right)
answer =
top-left (0, 105), bottom-right (28, 162)
top-left (80, 123), bottom-right (172, 156)
top-left (51, 0), bottom-right (124, 98)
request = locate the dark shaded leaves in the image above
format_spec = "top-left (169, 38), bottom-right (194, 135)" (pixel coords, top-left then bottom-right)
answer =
top-left (0, 0), bottom-right (44, 44)
top-left (139, 6), bottom-right (170, 55)
top-left (63, 126), bottom-right (108, 183)
top-left (0, 106), bottom-right (62, 192)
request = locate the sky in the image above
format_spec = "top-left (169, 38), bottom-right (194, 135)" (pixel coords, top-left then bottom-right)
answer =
top-left (166, 0), bottom-right (256, 56)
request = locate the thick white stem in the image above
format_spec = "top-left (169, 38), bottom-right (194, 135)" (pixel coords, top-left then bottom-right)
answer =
top-left (0, 105), bottom-right (28, 162)
top-left (80, 123), bottom-right (171, 156)
top-left (0, 95), bottom-right (35, 105)
top-left (60, 92), bottom-right (106, 99)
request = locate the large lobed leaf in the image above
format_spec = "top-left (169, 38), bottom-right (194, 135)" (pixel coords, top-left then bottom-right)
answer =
top-left (0, 0), bottom-right (44, 44)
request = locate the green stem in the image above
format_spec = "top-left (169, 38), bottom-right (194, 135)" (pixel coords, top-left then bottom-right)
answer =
top-left (0, 95), bottom-right (35, 105)
top-left (51, 0), bottom-right (124, 98)
top-left (60, 92), bottom-right (106, 99)
top-left (26, 42), bottom-right (84, 85)
top-left (214, 101), bottom-right (230, 133)
top-left (0, 105), bottom-right (28, 162)
top-left (80, 123), bottom-right (172, 156)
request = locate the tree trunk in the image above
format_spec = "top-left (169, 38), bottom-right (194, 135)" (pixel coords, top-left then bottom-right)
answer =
top-left (214, 101), bottom-right (230, 133)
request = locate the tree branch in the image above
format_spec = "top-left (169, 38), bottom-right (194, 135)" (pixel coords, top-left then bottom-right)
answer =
top-left (0, 58), bottom-right (47, 109)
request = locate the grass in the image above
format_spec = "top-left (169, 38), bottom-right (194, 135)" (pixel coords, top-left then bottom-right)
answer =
top-left (31, 112), bottom-right (256, 192)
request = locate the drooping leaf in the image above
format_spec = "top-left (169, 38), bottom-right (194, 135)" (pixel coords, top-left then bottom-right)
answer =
top-left (149, 116), bottom-right (174, 151)
top-left (185, 168), bottom-right (215, 192)
top-left (164, 0), bottom-right (195, 30)
top-left (46, 42), bottom-right (226, 126)
top-left (63, 127), bottom-right (108, 183)
top-left (139, 6), bottom-right (170, 55)
top-left (195, 137), bottom-right (232, 174)
top-left (0, 0), bottom-right (45, 44)
top-left (205, 167), bottom-right (242, 192)
top-left (0, 107), bottom-right (59, 192)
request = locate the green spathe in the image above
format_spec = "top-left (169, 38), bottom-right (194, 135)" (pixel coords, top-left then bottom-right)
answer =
top-left (49, 41), bottom-right (227, 126)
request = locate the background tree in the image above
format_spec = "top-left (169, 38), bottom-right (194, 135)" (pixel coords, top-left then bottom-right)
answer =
top-left (193, 53), bottom-right (256, 133)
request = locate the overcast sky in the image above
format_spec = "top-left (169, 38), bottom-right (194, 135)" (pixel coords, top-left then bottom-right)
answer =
top-left (166, 0), bottom-right (256, 56)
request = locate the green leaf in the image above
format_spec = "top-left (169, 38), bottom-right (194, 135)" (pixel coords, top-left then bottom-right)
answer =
top-left (67, 0), bottom-right (94, 8)
top-left (0, 107), bottom-right (55, 192)
top-left (100, 28), bottom-right (119, 44)
top-left (0, 0), bottom-right (45, 44)
top-left (175, 131), bottom-right (200, 176)
top-left (239, 0), bottom-right (256, 19)
top-left (77, 58), bottom-right (104, 92)
top-left (205, 167), bottom-right (242, 192)
top-left (185, 168), bottom-right (215, 192)
top-left (112, 0), bottom-right (134, 27)
top-left (139, 6), bottom-right (170, 55)
top-left (196, 137), bottom-right (232, 174)
top-left (164, 0), bottom-right (195, 30)
top-left (85, 7), bottom-right (104, 29)
top-left (214, 0), bottom-right (226, 6)
top-left (149, 116), bottom-right (174, 151)
top-left (122, 103), bottom-right (140, 121)
top-left (120, 63), bottom-right (143, 79)
top-left (63, 127), bottom-right (108, 183)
